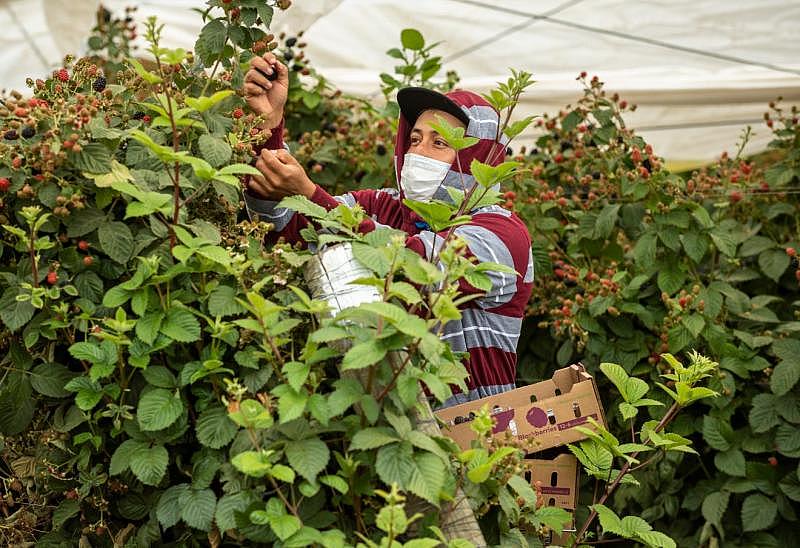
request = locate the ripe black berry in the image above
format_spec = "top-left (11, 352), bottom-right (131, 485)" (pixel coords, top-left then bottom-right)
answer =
top-left (3, 130), bottom-right (18, 140)
top-left (376, 144), bottom-right (387, 156)
top-left (132, 111), bottom-right (145, 120)
top-left (529, 148), bottom-right (539, 156)
top-left (560, 140), bottom-right (572, 151)
top-left (21, 126), bottom-right (35, 139)
top-left (285, 37), bottom-right (297, 47)
top-left (642, 158), bottom-right (652, 172)
top-left (283, 49), bottom-right (294, 61)
top-left (323, 123), bottom-right (337, 133)
top-left (506, 147), bottom-right (513, 156)
top-left (292, 64), bottom-right (303, 72)
top-left (93, 76), bottom-right (107, 92)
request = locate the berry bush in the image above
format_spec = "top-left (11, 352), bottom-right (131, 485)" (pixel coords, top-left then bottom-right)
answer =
top-left (0, 1), bottom-right (797, 547)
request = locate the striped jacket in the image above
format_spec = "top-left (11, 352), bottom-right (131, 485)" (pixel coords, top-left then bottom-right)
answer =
top-left (244, 90), bottom-right (534, 408)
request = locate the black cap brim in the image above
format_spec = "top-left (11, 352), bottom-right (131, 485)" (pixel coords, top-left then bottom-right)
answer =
top-left (396, 87), bottom-right (470, 128)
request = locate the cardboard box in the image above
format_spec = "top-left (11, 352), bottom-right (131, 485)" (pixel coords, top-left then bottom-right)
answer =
top-left (434, 364), bottom-right (606, 452)
top-left (524, 453), bottom-right (579, 547)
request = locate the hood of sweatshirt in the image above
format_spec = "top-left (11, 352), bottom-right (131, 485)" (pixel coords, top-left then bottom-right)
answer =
top-left (393, 87), bottom-right (507, 207)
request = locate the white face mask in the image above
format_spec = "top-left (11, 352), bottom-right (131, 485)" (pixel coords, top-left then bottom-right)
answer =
top-left (399, 152), bottom-right (451, 201)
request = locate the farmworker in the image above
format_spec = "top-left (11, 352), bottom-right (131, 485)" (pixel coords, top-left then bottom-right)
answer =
top-left (240, 52), bottom-right (534, 408)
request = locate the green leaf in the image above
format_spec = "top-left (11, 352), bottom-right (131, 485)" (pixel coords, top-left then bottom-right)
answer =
top-left (771, 357), bottom-right (800, 395)
top-left (352, 242), bottom-right (391, 277)
top-left (599, 363), bottom-right (648, 404)
top-left (285, 438), bottom-right (330, 483)
top-left (196, 405), bottom-right (238, 449)
top-left (277, 195), bottom-right (328, 219)
top-left (633, 232), bottom-right (657, 267)
top-left (702, 416), bottom-right (733, 451)
top-left (110, 439), bottom-right (143, 476)
top-left (52, 499), bottom-right (81, 528)
top-left (400, 28), bottom-right (425, 50)
top-left (681, 232), bottom-right (709, 263)
top-left (350, 428), bottom-right (401, 451)
top-left (136, 311), bottom-right (164, 345)
top-left (376, 442), bottom-right (414, 491)
top-left (186, 90), bottom-right (235, 113)
top-left (195, 19), bottom-right (228, 65)
top-left (749, 394), bottom-right (780, 433)
top-left (715, 448), bottom-right (746, 477)
top-left (160, 307), bottom-right (201, 342)
top-left (142, 366), bottom-right (176, 389)
top-left (759, 248), bottom-right (791, 282)
top-left (232, 450), bottom-right (273, 478)
top-left (341, 340), bottom-right (387, 371)
top-left (215, 491), bottom-right (258, 533)
top-left (68, 341), bottom-right (109, 364)
top-left (701, 491), bottom-right (730, 526)
top-left (29, 362), bottom-right (75, 398)
top-left (71, 142), bottom-right (113, 173)
top-left (592, 504), bottom-right (625, 536)
top-left (594, 204), bottom-right (621, 239)
top-left (741, 493), bottom-right (777, 532)
top-left (710, 229), bottom-right (738, 257)
top-left (0, 287), bottom-right (35, 331)
top-left (406, 451), bottom-right (446, 504)
top-left (657, 262), bottom-right (684, 295)
top-left (157, 484), bottom-right (190, 529)
top-left (208, 285), bottom-right (245, 317)
top-left (127, 57), bottom-right (163, 84)
top-left (198, 134), bottom-right (232, 168)
top-left (98, 221), bottom-right (134, 264)
top-left (137, 388), bottom-right (184, 431)
top-left (129, 443), bottom-right (169, 486)
top-left (180, 488), bottom-right (217, 531)
top-left (319, 474), bottom-right (349, 494)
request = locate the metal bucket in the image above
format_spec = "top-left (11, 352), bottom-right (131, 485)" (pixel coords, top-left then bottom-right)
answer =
top-left (303, 242), bottom-right (381, 317)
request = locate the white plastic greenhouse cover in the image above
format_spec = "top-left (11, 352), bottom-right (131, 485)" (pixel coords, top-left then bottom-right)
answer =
top-left (2, 0), bottom-right (799, 164)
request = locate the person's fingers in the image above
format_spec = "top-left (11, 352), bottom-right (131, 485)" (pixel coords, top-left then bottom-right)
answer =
top-left (250, 55), bottom-right (274, 75)
top-left (245, 69), bottom-right (272, 91)
top-left (271, 59), bottom-right (289, 85)
top-left (244, 82), bottom-right (267, 98)
top-left (251, 56), bottom-right (278, 83)
top-left (247, 171), bottom-right (272, 198)
top-left (257, 149), bottom-right (286, 178)
top-left (260, 52), bottom-right (278, 66)
top-left (273, 148), bottom-right (297, 166)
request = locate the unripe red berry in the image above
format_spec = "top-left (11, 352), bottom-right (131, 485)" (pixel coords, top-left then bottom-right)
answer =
top-left (768, 456), bottom-right (778, 467)
top-left (57, 68), bottom-right (69, 82)
top-left (78, 240), bottom-right (90, 251)
top-left (0, 178), bottom-right (9, 192)
top-left (786, 247), bottom-right (796, 257)
top-left (83, 255), bottom-right (94, 266)
top-left (233, 108), bottom-right (244, 119)
top-left (729, 190), bottom-right (743, 203)
top-left (46, 271), bottom-right (58, 285)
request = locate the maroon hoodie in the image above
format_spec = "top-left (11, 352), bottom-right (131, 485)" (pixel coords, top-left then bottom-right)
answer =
top-left (243, 89), bottom-right (534, 408)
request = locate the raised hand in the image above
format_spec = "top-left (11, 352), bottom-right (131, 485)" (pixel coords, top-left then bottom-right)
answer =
top-left (244, 52), bottom-right (289, 130)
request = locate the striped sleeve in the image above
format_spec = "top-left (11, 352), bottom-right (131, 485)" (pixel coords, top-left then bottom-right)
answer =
top-left (405, 214), bottom-right (528, 308)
